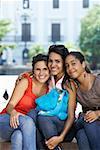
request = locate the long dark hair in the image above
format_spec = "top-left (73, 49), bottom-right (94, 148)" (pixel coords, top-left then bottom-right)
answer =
top-left (48, 45), bottom-right (69, 65)
top-left (67, 51), bottom-right (91, 73)
top-left (48, 44), bottom-right (69, 89)
top-left (65, 51), bottom-right (91, 87)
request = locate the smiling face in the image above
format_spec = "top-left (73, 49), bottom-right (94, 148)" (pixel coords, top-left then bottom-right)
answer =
top-left (34, 60), bottom-right (50, 83)
top-left (48, 52), bottom-right (64, 79)
top-left (65, 54), bottom-right (85, 79)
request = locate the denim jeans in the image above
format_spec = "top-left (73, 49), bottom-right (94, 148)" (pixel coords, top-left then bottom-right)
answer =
top-left (37, 115), bottom-right (76, 150)
top-left (0, 114), bottom-right (36, 150)
top-left (11, 130), bottom-right (22, 150)
top-left (75, 115), bottom-right (100, 150)
top-left (10, 109), bottom-right (46, 150)
top-left (27, 109), bottom-right (47, 150)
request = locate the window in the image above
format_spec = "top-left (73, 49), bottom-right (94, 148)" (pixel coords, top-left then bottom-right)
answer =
top-left (23, 0), bottom-right (29, 9)
top-left (51, 24), bottom-right (60, 42)
top-left (83, 0), bottom-right (89, 8)
top-left (53, 0), bottom-right (59, 8)
top-left (22, 23), bottom-right (31, 41)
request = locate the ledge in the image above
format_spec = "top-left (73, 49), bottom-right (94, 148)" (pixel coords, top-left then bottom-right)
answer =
top-left (0, 141), bottom-right (78, 150)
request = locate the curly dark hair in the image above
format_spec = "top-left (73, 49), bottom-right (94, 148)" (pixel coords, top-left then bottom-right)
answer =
top-left (32, 54), bottom-right (48, 73)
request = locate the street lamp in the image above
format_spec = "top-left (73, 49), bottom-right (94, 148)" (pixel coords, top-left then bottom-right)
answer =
top-left (21, 13), bottom-right (30, 65)
top-left (23, 0), bottom-right (29, 9)
top-left (22, 0), bottom-right (30, 65)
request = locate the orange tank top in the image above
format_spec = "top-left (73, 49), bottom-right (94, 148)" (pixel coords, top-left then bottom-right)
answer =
top-left (1, 74), bottom-right (37, 115)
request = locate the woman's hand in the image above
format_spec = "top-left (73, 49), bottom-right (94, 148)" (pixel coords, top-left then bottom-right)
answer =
top-left (15, 72), bottom-right (26, 85)
top-left (15, 71), bottom-right (32, 85)
top-left (10, 109), bottom-right (25, 128)
top-left (84, 110), bottom-right (99, 123)
top-left (45, 136), bottom-right (62, 149)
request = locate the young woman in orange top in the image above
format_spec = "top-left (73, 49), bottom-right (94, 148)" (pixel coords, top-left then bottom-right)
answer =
top-left (0, 54), bottom-right (49, 150)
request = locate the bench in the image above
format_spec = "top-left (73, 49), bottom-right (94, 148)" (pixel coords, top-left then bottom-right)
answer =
top-left (0, 139), bottom-right (78, 150)
top-left (0, 141), bottom-right (11, 150)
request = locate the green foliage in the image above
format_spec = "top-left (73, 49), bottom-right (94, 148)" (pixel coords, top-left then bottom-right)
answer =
top-left (65, 42), bottom-right (80, 51)
top-left (0, 19), bottom-right (11, 40)
top-left (0, 44), bottom-right (16, 53)
top-left (79, 5), bottom-right (100, 69)
top-left (29, 44), bottom-right (45, 60)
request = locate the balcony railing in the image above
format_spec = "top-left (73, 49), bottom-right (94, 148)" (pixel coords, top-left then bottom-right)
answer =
top-left (1, 36), bottom-right (35, 42)
top-left (48, 35), bottom-right (65, 42)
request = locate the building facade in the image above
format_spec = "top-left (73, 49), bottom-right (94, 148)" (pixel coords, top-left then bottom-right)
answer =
top-left (0, 0), bottom-right (100, 64)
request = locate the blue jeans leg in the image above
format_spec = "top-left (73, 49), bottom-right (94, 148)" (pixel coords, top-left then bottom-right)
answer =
top-left (75, 116), bottom-right (91, 150)
top-left (75, 116), bottom-right (100, 150)
top-left (0, 114), bottom-right (14, 140)
top-left (84, 121), bottom-right (100, 150)
top-left (28, 109), bottom-right (46, 150)
top-left (11, 130), bottom-right (22, 150)
top-left (38, 115), bottom-right (66, 150)
top-left (18, 115), bottom-right (36, 150)
top-left (38, 115), bottom-right (76, 141)
top-left (76, 129), bottom-right (91, 150)
top-left (38, 115), bottom-right (59, 140)
top-left (0, 114), bottom-right (36, 150)
top-left (27, 109), bottom-right (37, 123)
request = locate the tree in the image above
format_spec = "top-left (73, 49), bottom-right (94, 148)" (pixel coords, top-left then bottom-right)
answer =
top-left (0, 20), bottom-right (16, 65)
top-left (0, 19), bottom-right (12, 54)
top-left (65, 42), bottom-right (80, 52)
top-left (29, 44), bottom-right (45, 60)
top-left (0, 19), bottom-right (11, 40)
top-left (79, 5), bottom-right (100, 69)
